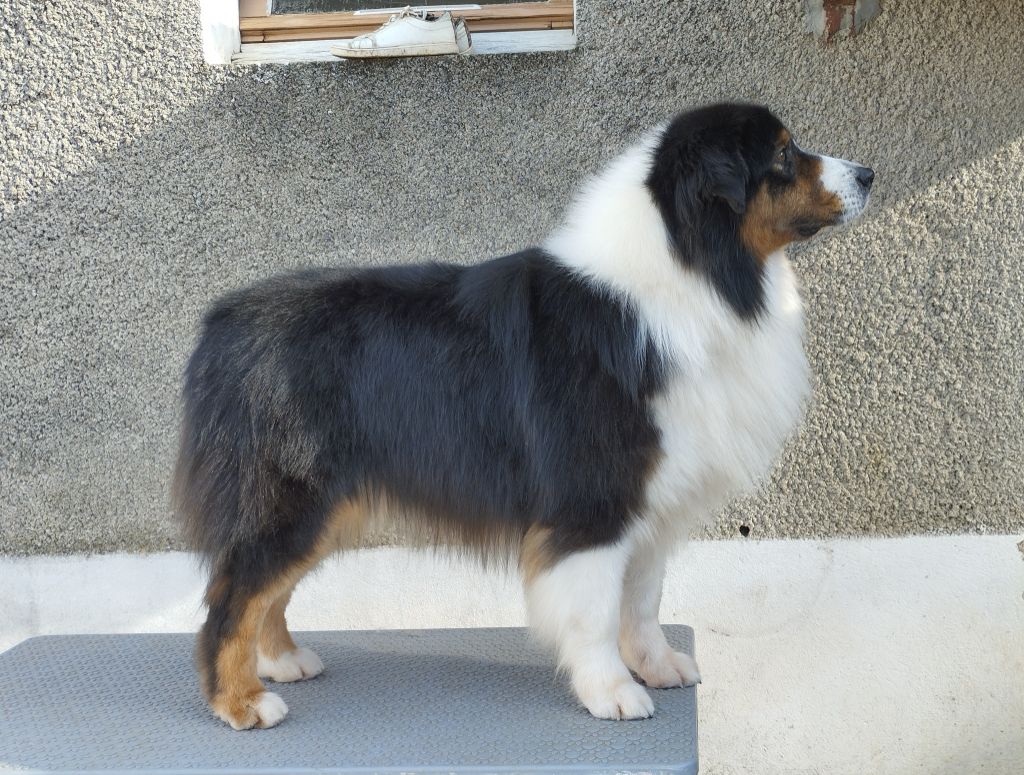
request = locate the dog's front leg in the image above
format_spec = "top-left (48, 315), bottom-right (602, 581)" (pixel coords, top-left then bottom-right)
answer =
top-left (618, 539), bottom-right (701, 688)
top-left (524, 537), bottom-right (655, 720)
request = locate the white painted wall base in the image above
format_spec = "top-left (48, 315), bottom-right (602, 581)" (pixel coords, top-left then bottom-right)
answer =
top-left (2, 536), bottom-right (1022, 774)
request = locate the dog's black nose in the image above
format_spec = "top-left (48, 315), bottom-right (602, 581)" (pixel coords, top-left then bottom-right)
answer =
top-left (856, 166), bottom-right (875, 190)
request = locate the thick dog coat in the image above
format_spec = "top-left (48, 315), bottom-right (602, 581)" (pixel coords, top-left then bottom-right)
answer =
top-left (174, 103), bottom-right (873, 729)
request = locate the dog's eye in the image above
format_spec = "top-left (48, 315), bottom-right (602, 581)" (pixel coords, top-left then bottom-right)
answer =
top-left (772, 143), bottom-right (793, 175)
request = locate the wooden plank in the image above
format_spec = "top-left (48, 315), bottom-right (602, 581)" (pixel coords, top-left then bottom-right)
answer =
top-left (240, 6), bottom-right (571, 32)
top-left (252, 16), bottom-right (570, 42)
top-left (239, 1), bottom-right (573, 40)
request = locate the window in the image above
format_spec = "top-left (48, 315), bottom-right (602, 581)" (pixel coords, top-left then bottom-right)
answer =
top-left (251, 1), bottom-right (573, 38)
top-left (200, 1), bottom-right (575, 65)
top-left (275, 0), bottom-right (536, 8)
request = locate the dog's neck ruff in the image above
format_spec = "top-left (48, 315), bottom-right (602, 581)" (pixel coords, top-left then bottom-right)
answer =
top-left (545, 129), bottom-right (801, 377)
top-left (545, 130), bottom-right (810, 530)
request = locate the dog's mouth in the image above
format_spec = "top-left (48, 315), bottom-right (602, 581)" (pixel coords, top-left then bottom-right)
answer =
top-left (836, 189), bottom-right (871, 225)
top-left (791, 218), bottom-right (828, 239)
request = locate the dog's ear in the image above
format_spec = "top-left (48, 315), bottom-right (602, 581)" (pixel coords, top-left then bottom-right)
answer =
top-left (663, 144), bottom-right (763, 319)
top-left (672, 148), bottom-right (749, 229)
top-left (702, 149), bottom-right (749, 214)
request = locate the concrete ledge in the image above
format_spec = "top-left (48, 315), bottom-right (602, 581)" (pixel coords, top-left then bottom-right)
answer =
top-left (2, 535), bottom-right (1021, 773)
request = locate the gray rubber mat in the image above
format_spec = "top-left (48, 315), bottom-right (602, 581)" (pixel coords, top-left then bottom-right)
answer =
top-left (0, 626), bottom-right (697, 774)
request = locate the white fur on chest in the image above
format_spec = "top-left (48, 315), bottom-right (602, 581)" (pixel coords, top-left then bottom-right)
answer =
top-left (546, 128), bottom-right (811, 532)
top-left (643, 259), bottom-right (810, 524)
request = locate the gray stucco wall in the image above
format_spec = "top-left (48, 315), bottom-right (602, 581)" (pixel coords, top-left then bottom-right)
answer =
top-left (2, 1), bottom-right (1022, 554)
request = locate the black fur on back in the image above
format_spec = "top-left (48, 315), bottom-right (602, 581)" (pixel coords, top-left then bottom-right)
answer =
top-left (173, 249), bottom-right (666, 577)
top-left (646, 102), bottom-right (783, 319)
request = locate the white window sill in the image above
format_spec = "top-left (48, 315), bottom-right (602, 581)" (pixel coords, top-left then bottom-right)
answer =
top-left (231, 29), bottom-right (576, 65)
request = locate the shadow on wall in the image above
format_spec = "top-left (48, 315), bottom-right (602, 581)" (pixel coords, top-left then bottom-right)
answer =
top-left (1, 0), bottom-right (1023, 554)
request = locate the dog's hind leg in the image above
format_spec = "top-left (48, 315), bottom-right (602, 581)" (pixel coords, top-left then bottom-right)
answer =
top-left (618, 538), bottom-right (700, 688)
top-left (523, 529), bottom-right (655, 720)
top-left (197, 497), bottom-right (361, 729)
top-left (199, 560), bottom-right (294, 730)
top-left (256, 585), bottom-right (325, 683)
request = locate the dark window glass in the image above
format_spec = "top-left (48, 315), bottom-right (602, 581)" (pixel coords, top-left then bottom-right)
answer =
top-left (273, 1), bottom-right (536, 14)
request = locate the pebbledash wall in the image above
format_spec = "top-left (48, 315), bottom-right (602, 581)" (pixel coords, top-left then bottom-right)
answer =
top-left (2, 0), bottom-right (1023, 555)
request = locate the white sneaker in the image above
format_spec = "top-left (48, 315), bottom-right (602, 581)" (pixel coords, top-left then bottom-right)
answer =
top-left (331, 7), bottom-right (472, 59)
top-left (453, 16), bottom-right (473, 54)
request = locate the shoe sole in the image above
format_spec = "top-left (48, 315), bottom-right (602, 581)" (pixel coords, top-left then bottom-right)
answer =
top-left (330, 43), bottom-right (464, 58)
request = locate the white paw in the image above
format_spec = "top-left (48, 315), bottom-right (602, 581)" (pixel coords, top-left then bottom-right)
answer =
top-left (579, 679), bottom-right (655, 720)
top-left (257, 647), bottom-right (324, 683)
top-left (637, 650), bottom-right (701, 689)
top-left (253, 691), bottom-right (289, 728)
top-left (214, 690), bottom-right (289, 730)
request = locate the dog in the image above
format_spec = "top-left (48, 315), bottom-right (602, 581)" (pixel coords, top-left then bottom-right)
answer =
top-left (173, 103), bottom-right (873, 729)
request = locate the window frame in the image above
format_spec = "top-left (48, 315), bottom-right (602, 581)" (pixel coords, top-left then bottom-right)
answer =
top-left (199, 0), bottom-right (576, 64)
top-left (238, 1), bottom-right (574, 44)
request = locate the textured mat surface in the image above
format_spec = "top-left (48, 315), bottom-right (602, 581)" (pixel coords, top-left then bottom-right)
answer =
top-left (0, 626), bottom-right (697, 774)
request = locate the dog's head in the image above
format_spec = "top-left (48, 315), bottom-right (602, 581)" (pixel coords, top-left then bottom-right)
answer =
top-left (646, 103), bottom-right (873, 316)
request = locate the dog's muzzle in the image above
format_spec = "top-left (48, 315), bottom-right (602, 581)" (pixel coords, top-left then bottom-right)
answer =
top-left (819, 155), bottom-right (874, 223)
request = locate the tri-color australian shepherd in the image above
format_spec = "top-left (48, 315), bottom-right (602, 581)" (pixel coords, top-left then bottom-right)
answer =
top-left (174, 103), bottom-right (873, 729)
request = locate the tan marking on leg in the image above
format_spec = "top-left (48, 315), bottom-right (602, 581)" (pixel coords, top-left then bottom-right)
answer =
top-left (209, 497), bottom-right (369, 728)
top-left (256, 584), bottom-right (325, 683)
top-left (322, 496), bottom-right (373, 553)
top-left (258, 588), bottom-right (298, 660)
top-left (257, 498), bottom-right (370, 662)
top-left (210, 584), bottom-right (282, 729)
top-left (197, 574), bottom-right (231, 699)
top-left (519, 525), bottom-right (554, 584)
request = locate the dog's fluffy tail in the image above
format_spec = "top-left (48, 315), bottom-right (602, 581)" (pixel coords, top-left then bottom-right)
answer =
top-left (172, 295), bottom-right (308, 565)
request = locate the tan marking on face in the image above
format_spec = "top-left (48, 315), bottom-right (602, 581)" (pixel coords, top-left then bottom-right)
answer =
top-left (740, 147), bottom-right (844, 261)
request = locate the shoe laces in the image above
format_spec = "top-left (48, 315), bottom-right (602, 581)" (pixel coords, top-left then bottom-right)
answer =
top-left (382, 6), bottom-right (437, 26)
